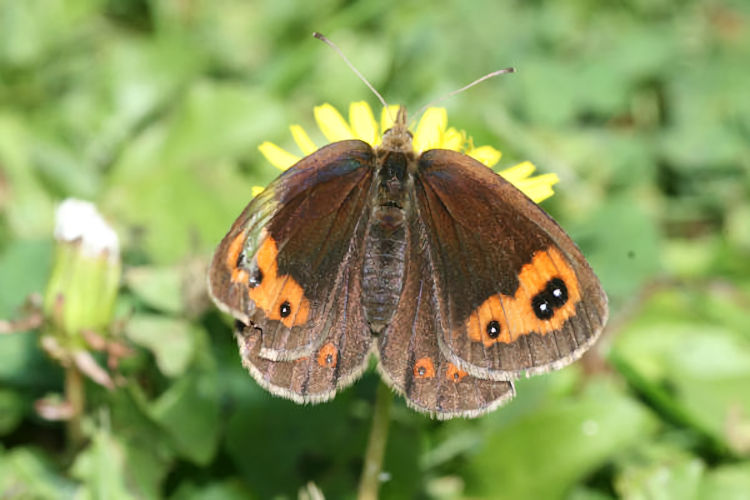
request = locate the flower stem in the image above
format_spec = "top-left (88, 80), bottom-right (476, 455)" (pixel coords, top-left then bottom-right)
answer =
top-left (358, 381), bottom-right (393, 500)
top-left (65, 365), bottom-right (85, 450)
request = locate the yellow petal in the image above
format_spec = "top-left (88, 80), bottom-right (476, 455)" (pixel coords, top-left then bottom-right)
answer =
top-left (290, 125), bottom-right (317, 155)
top-left (258, 142), bottom-right (300, 170)
top-left (413, 108), bottom-right (447, 152)
top-left (467, 145), bottom-right (502, 167)
top-left (314, 103), bottom-right (354, 142)
top-left (441, 127), bottom-right (465, 151)
top-left (513, 173), bottom-right (559, 203)
top-left (251, 186), bottom-right (265, 197)
top-left (349, 101), bottom-right (379, 145)
top-left (499, 161), bottom-right (536, 184)
top-left (380, 105), bottom-right (401, 133)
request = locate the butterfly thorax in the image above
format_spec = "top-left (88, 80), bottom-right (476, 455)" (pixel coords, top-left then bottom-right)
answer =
top-left (363, 107), bottom-right (414, 334)
top-left (378, 106), bottom-right (413, 155)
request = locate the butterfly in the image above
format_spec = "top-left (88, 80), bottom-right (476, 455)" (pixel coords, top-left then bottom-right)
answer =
top-left (208, 105), bottom-right (608, 419)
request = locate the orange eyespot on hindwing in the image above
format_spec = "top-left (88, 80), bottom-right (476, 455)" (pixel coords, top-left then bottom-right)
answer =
top-left (413, 357), bottom-right (436, 379)
top-left (237, 236), bottom-right (310, 328)
top-left (465, 247), bottom-right (581, 347)
top-left (317, 342), bottom-right (338, 368)
top-left (445, 363), bottom-right (468, 383)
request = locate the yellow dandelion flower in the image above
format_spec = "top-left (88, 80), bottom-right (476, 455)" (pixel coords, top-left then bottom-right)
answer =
top-left (256, 102), bottom-right (558, 203)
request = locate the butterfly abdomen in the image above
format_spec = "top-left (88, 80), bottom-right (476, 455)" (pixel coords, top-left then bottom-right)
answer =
top-left (362, 205), bottom-right (408, 334)
top-left (363, 145), bottom-right (413, 335)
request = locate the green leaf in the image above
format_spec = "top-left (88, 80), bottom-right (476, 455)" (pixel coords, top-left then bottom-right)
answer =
top-left (171, 479), bottom-right (257, 500)
top-left (0, 239), bottom-right (52, 316)
top-left (0, 446), bottom-right (76, 499)
top-left (616, 449), bottom-right (705, 500)
top-left (118, 438), bottom-right (172, 499)
top-left (0, 114), bottom-right (56, 238)
top-left (71, 427), bottom-right (136, 500)
top-left (0, 389), bottom-right (24, 436)
top-left (699, 463), bottom-right (750, 500)
top-left (223, 372), bottom-right (374, 498)
top-left (149, 369), bottom-right (220, 465)
top-left (463, 379), bottom-right (658, 499)
top-left (125, 314), bottom-right (197, 377)
top-left (0, 0), bottom-right (100, 67)
top-left (0, 239), bottom-right (57, 388)
top-left (576, 196), bottom-right (661, 306)
top-left (612, 288), bottom-right (750, 450)
top-left (106, 386), bottom-right (175, 497)
top-left (614, 440), bottom-right (750, 500)
top-left (104, 83), bottom-right (285, 264)
top-left (124, 266), bottom-right (183, 314)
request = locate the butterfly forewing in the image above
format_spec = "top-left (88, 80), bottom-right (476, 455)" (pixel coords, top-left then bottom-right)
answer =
top-left (209, 140), bottom-right (376, 361)
top-left (414, 149), bottom-right (608, 380)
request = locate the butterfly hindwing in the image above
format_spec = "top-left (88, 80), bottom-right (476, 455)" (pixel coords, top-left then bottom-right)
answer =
top-left (234, 243), bottom-right (372, 402)
top-left (377, 211), bottom-right (515, 419)
top-left (414, 149), bottom-right (608, 380)
top-left (209, 140), bottom-right (375, 361)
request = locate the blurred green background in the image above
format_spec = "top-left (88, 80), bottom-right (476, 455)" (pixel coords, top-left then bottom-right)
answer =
top-left (1, 0), bottom-right (750, 498)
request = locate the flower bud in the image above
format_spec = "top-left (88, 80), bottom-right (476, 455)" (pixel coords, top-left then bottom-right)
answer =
top-left (43, 199), bottom-right (120, 345)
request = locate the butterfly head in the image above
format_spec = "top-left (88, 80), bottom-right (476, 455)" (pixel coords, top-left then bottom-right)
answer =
top-left (379, 106), bottom-right (413, 154)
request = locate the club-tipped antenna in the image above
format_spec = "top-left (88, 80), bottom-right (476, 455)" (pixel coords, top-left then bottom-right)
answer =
top-left (312, 32), bottom-right (393, 122)
top-left (412, 67), bottom-right (516, 126)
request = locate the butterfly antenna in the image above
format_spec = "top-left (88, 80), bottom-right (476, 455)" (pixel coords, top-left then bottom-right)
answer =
top-left (312, 32), bottom-right (394, 122)
top-left (411, 67), bottom-right (516, 127)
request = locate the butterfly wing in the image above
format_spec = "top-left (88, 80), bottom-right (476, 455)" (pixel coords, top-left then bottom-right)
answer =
top-left (414, 149), bottom-right (608, 380)
top-left (209, 140), bottom-right (374, 361)
top-left (376, 211), bottom-right (515, 419)
top-left (234, 251), bottom-right (372, 403)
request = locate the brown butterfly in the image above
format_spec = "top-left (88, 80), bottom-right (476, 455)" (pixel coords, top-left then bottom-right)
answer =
top-left (208, 98), bottom-right (608, 419)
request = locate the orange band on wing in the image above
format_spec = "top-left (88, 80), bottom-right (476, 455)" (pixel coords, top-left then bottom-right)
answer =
top-left (246, 237), bottom-right (310, 328)
top-left (226, 230), bottom-right (250, 283)
top-left (465, 247), bottom-right (581, 346)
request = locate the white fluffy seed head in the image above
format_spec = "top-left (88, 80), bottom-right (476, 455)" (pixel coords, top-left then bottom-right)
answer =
top-left (54, 198), bottom-right (119, 260)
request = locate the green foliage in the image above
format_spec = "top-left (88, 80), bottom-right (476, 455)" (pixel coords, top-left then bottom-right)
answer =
top-left (1, 0), bottom-right (749, 498)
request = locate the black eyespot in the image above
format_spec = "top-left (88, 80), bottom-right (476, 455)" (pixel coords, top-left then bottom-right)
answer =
top-left (418, 366), bottom-right (426, 376)
top-left (546, 278), bottom-right (568, 308)
top-left (248, 268), bottom-right (263, 288)
top-left (279, 301), bottom-right (291, 318)
top-left (325, 354), bottom-right (333, 365)
top-left (532, 294), bottom-right (555, 320)
top-left (453, 372), bottom-right (460, 381)
top-left (486, 320), bottom-right (501, 339)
